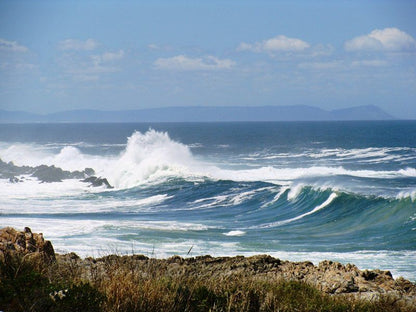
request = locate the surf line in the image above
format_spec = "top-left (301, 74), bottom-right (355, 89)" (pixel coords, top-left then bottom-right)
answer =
top-left (257, 192), bottom-right (338, 229)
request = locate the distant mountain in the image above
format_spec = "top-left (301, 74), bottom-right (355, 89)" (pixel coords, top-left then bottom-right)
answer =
top-left (329, 105), bottom-right (393, 121)
top-left (0, 105), bottom-right (395, 123)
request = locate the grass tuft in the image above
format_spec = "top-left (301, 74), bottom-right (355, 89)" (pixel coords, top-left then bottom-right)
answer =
top-left (1, 251), bottom-right (415, 312)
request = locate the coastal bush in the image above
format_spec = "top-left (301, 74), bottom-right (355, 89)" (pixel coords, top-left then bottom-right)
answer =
top-left (0, 251), bottom-right (104, 312)
top-left (50, 282), bottom-right (105, 312)
top-left (0, 251), bottom-right (52, 311)
top-left (1, 251), bottom-right (415, 312)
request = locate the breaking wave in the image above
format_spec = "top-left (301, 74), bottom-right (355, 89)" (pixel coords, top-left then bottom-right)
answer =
top-left (1, 130), bottom-right (416, 195)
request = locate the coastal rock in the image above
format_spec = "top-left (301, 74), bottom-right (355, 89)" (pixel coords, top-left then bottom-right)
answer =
top-left (31, 165), bottom-right (94, 183)
top-left (82, 176), bottom-right (113, 188)
top-left (0, 158), bottom-right (95, 183)
top-left (1, 227), bottom-right (415, 308)
top-left (0, 158), bottom-right (30, 180)
top-left (0, 227), bottom-right (55, 261)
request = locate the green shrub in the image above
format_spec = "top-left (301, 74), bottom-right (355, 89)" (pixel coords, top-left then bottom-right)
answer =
top-left (50, 282), bottom-right (105, 312)
top-left (0, 252), bottom-right (104, 312)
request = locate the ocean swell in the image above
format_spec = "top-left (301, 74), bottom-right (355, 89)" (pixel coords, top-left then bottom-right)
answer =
top-left (2, 130), bottom-right (416, 196)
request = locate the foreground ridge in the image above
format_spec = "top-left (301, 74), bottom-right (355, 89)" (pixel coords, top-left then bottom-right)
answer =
top-left (1, 227), bottom-right (415, 311)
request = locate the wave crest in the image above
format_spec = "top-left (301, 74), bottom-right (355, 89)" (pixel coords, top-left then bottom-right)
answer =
top-left (2, 130), bottom-right (416, 195)
top-left (106, 130), bottom-right (198, 188)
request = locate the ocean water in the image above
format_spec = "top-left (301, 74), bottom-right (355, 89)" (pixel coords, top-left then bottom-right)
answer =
top-left (0, 121), bottom-right (415, 281)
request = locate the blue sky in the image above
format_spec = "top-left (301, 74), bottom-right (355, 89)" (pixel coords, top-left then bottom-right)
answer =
top-left (0, 0), bottom-right (415, 118)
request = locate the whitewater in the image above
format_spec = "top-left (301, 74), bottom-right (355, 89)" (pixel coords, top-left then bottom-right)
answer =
top-left (0, 121), bottom-right (415, 281)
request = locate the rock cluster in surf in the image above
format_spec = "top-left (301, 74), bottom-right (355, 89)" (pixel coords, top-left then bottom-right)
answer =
top-left (0, 158), bottom-right (112, 187)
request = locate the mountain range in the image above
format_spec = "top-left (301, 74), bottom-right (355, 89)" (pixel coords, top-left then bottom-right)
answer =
top-left (0, 105), bottom-right (394, 123)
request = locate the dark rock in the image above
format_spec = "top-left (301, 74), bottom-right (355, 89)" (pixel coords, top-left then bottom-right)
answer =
top-left (41, 240), bottom-right (55, 259)
top-left (0, 158), bottom-right (95, 183)
top-left (0, 158), bottom-right (30, 179)
top-left (84, 167), bottom-right (95, 176)
top-left (31, 165), bottom-right (66, 182)
top-left (82, 176), bottom-right (113, 188)
top-left (131, 254), bottom-right (149, 261)
top-left (167, 255), bottom-right (184, 264)
top-left (66, 252), bottom-right (81, 260)
top-left (362, 270), bottom-right (378, 281)
top-left (9, 176), bottom-right (21, 183)
top-left (345, 278), bottom-right (359, 293)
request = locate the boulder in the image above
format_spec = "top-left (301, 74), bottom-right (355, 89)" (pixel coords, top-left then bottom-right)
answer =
top-left (0, 227), bottom-right (55, 261)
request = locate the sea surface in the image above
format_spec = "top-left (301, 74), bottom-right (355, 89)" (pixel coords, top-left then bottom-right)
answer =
top-left (0, 121), bottom-right (415, 281)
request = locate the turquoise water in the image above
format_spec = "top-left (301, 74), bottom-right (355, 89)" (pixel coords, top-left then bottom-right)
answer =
top-left (0, 121), bottom-right (415, 280)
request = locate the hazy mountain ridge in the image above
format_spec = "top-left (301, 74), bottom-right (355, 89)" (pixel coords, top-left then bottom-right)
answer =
top-left (0, 105), bottom-right (394, 122)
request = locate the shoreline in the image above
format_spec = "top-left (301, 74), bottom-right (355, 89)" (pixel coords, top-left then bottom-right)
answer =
top-left (1, 226), bottom-right (416, 311)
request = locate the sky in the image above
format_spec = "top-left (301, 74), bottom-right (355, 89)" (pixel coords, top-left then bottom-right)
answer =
top-left (0, 0), bottom-right (415, 118)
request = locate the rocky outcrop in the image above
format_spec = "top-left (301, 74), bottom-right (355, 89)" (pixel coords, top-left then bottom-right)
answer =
top-left (0, 227), bottom-right (55, 261)
top-left (0, 158), bottom-right (94, 183)
top-left (55, 253), bottom-right (416, 307)
top-left (160, 255), bottom-right (416, 300)
top-left (0, 159), bottom-right (113, 187)
top-left (31, 165), bottom-right (91, 182)
top-left (0, 159), bottom-right (113, 189)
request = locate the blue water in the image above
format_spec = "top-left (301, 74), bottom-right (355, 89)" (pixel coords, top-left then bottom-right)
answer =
top-left (0, 121), bottom-right (415, 280)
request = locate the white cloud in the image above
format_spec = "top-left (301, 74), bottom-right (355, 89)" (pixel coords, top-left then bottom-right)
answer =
top-left (345, 28), bottom-right (416, 52)
top-left (0, 38), bottom-right (28, 52)
top-left (58, 50), bottom-right (124, 82)
top-left (91, 50), bottom-right (125, 65)
top-left (58, 38), bottom-right (99, 51)
top-left (237, 35), bottom-right (310, 53)
top-left (351, 60), bottom-right (388, 67)
top-left (154, 55), bottom-right (235, 71)
top-left (148, 44), bottom-right (159, 50)
top-left (0, 62), bottom-right (36, 72)
top-left (147, 43), bottom-right (173, 52)
top-left (299, 59), bottom-right (389, 70)
top-left (298, 61), bottom-right (344, 70)
top-left (15, 63), bottom-right (37, 70)
top-left (310, 44), bottom-right (334, 57)
top-left (63, 62), bottom-right (118, 82)
top-left (102, 50), bottom-right (125, 62)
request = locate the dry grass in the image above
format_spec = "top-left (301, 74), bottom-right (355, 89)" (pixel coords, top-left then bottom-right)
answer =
top-left (1, 252), bottom-right (415, 312)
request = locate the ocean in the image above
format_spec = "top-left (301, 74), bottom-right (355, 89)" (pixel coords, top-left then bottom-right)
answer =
top-left (0, 121), bottom-right (415, 281)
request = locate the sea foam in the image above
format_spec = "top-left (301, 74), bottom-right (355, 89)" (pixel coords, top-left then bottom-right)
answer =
top-left (1, 129), bottom-right (416, 195)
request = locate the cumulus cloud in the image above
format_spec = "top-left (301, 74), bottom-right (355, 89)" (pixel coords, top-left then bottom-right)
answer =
top-left (148, 44), bottom-right (159, 50)
top-left (309, 44), bottom-right (334, 57)
top-left (147, 43), bottom-right (173, 52)
top-left (58, 38), bottom-right (99, 51)
top-left (298, 61), bottom-right (344, 70)
top-left (63, 61), bottom-right (118, 82)
top-left (0, 38), bottom-right (28, 52)
top-left (154, 55), bottom-right (235, 71)
top-left (351, 60), bottom-right (388, 67)
top-left (345, 28), bottom-right (416, 52)
top-left (91, 50), bottom-right (124, 65)
top-left (237, 35), bottom-right (310, 53)
top-left (299, 59), bottom-right (389, 70)
top-left (58, 49), bottom-right (124, 82)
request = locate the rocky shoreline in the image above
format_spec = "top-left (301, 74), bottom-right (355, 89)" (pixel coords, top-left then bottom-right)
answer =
top-left (1, 227), bottom-right (415, 311)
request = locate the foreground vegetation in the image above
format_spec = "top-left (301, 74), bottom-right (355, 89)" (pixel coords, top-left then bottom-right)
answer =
top-left (1, 252), bottom-right (415, 312)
